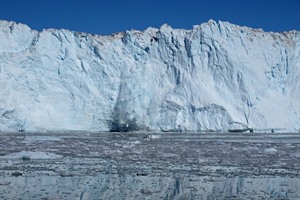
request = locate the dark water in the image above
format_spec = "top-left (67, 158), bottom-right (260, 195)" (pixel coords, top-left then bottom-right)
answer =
top-left (0, 132), bottom-right (300, 199)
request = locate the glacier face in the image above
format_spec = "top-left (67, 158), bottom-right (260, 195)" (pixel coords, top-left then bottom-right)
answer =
top-left (0, 20), bottom-right (299, 132)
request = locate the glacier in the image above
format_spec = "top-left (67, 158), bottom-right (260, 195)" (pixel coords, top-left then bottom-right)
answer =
top-left (0, 19), bottom-right (299, 132)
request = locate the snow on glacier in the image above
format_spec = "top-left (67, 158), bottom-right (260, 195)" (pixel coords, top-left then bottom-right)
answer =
top-left (0, 19), bottom-right (299, 132)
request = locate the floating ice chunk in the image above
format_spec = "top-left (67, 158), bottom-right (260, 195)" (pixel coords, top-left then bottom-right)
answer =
top-left (149, 134), bottom-right (161, 139)
top-left (2, 151), bottom-right (63, 159)
top-left (263, 147), bottom-right (278, 154)
top-left (25, 136), bottom-right (61, 141)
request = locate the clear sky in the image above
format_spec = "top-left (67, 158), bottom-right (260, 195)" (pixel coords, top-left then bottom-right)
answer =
top-left (0, 0), bottom-right (299, 35)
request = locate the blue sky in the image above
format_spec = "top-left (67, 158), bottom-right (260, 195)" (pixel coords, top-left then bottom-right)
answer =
top-left (0, 0), bottom-right (299, 35)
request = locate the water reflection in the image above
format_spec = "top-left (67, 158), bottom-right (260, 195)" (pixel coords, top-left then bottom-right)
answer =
top-left (1, 174), bottom-right (299, 199)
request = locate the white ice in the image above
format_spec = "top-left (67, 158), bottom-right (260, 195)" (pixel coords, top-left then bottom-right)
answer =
top-left (0, 20), bottom-right (299, 132)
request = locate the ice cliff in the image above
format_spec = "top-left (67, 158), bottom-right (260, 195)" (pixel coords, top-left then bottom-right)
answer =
top-left (0, 20), bottom-right (299, 132)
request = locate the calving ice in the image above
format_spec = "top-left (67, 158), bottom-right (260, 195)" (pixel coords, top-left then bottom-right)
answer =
top-left (0, 20), bottom-right (299, 132)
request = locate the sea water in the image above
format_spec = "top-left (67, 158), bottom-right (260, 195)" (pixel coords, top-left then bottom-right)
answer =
top-left (0, 132), bottom-right (299, 199)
